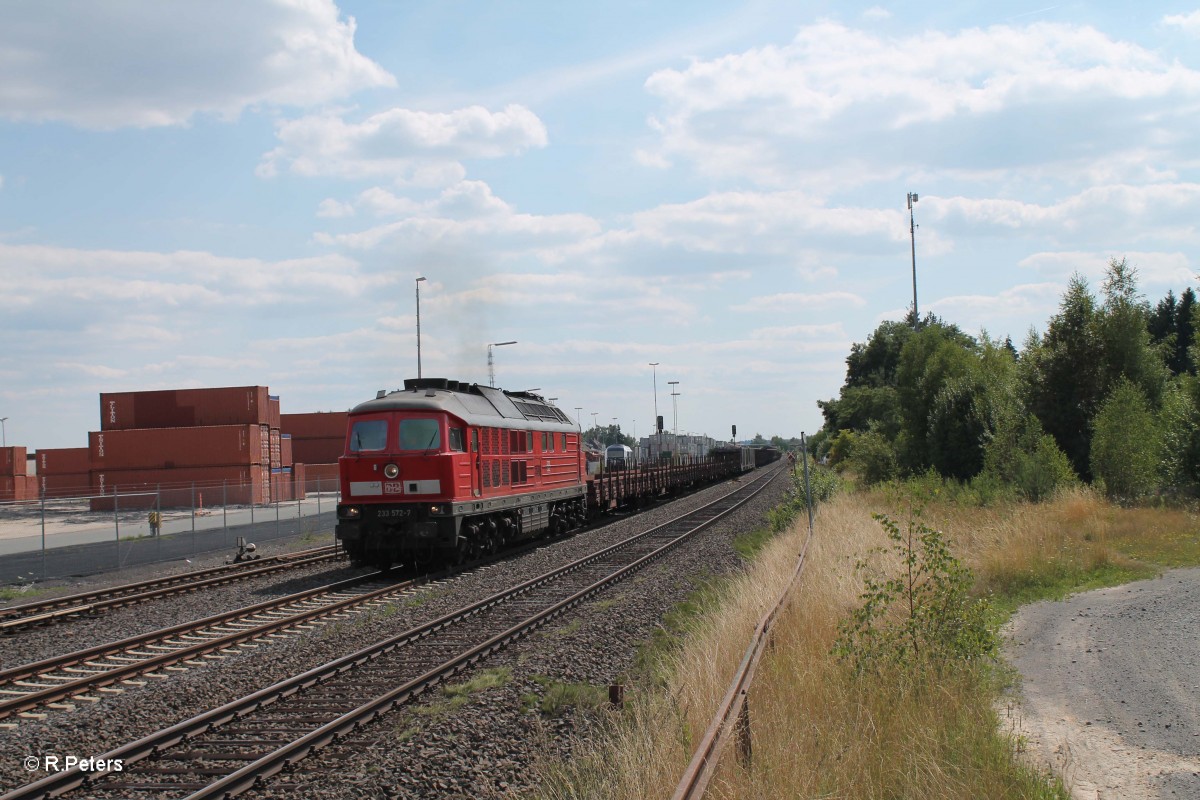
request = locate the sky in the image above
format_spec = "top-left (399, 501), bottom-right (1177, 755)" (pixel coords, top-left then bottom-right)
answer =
top-left (3, 1), bottom-right (1200, 451)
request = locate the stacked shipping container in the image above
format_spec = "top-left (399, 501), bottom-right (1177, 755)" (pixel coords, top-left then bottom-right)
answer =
top-left (280, 412), bottom-right (346, 494)
top-left (35, 447), bottom-right (91, 498)
top-left (0, 446), bottom-right (37, 501)
top-left (90, 386), bottom-right (291, 510)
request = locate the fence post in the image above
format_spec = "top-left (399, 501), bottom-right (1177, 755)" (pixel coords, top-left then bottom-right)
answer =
top-left (801, 432), bottom-right (814, 535)
top-left (736, 694), bottom-right (753, 768)
top-left (222, 480), bottom-right (228, 532)
top-left (113, 485), bottom-right (120, 570)
top-left (40, 492), bottom-right (46, 581)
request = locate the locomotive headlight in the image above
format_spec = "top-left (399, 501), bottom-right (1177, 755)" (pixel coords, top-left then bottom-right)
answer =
top-left (429, 505), bottom-right (442, 514)
top-left (340, 506), bottom-right (361, 519)
top-left (383, 463), bottom-right (400, 479)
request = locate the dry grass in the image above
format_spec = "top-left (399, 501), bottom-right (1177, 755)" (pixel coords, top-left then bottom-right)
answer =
top-left (527, 486), bottom-right (1200, 799)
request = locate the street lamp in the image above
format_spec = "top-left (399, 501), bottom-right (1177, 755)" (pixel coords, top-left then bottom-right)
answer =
top-left (668, 381), bottom-right (680, 439)
top-left (575, 407), bottom-right (583, 427)
top-left (487, 341), bottom-right (517, 387)
top-left (0, 417), bottom-right (7, 448)
top-left (907, 192), bottom-right (919, 327)
top-left (415, 277), bottom-right (427, 378)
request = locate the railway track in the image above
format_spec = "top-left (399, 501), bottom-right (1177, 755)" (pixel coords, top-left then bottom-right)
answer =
top-left (2, 465), bottom-right (781, 800)
top-left (0, 569), bottom-right (419, 724)
top-left (0, 546), bottom-right (343, 634)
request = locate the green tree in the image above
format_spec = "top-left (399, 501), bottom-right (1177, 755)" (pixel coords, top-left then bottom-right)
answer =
top-left (926, 335), bottom-right (1021, 481)
top-left (1090, 379), bottom-right (1160, 501)
top-left (1096, 258), bottom-right (1167, 407)
top-left (1022, 274), bottom-right (1104, 479)
top-left (1175, 288), bottom-right (1196, 375)
top-left (894, 321), bottom-right (976, 472)
top-left (583, 425), bottom-right (634, 447)
top-left (1158, 378), bottom-right (1200, 494)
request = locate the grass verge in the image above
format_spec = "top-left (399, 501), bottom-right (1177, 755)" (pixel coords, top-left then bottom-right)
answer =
top-left (523, 484), bottom-right (1200, 799)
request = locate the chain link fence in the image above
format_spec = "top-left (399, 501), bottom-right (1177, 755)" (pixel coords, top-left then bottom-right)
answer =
top-left (0, 478), bottom-right (341, 585)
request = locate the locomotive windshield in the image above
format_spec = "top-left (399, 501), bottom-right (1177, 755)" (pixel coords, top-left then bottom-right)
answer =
top-left (399, 418), bottom-right (441, 450)
top-left (349, 419), bottom-right (388, 452)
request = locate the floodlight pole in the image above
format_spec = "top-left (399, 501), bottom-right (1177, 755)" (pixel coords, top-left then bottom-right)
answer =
top-left (415, 277), bottom-right (427, 378)
top-left (487, 341), bottom-right (517, 387)
top-left (908, 192), bottom-right (919, 327)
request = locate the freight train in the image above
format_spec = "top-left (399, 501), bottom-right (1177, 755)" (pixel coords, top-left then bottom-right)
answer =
top-left (335, 378), bottom-right (760, 569)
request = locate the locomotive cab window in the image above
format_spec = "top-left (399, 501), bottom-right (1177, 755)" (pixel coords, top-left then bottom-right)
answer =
top-left (449, 427), bottom-right (465, 452)
top-left (398, 418), bottom-right (441, 450)
top-left (348, 419), bottom-right (387, 452)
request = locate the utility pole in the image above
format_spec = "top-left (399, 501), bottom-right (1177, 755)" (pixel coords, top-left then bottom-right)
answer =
top-left (908, 192), bottom-right (919, 327)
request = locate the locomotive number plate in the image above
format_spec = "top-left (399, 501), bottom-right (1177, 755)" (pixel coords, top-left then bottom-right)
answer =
top-left (377, 508), bottom-right (411, 518)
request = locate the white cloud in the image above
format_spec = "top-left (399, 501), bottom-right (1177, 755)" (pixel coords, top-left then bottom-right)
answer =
top-left (1018, 250), bottom-right (1196, 286)
top-left (1163, 10), bottom-right (1200, 36)
top-left (0, 0), bottom-right (393, 129)
top-left (929, 282), bottom-right (1064, 329)
top-left (640, 20), bottom-right (1200, 186)
top-left (732, 292), bottom-right (867, 312)
top-left (930, 184), bottom-right (1200, 244)
top-left (314, 181), bottom-right (600, 254)
top-left (0, 243), bottom-right (378, 310)
top-left (257, 104), bottom-right (548, 180)
top-left (316, 198), bottom-right (356, 218)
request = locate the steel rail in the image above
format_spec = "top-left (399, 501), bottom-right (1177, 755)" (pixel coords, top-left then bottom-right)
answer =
top-left (0, 570), bottom-right (403, 720)
top-left (1, 466), bottom-right (780, 800)
top-left (0, 546), bottom-right (341, 633)
top-left (672, 471), bottom-right (816, 800)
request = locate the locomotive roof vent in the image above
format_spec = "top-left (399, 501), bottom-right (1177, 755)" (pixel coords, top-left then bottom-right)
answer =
top-left (403, 377), bottom-right (451, 392)
top-left (376, 389), bottom-right (387, 399)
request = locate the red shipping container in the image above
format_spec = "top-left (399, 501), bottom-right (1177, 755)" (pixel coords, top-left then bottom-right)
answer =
top-left (281, 435), bottom-right (293, 468)
top-left (303, 462), bottom-right (338, 492)
top-left (292, 437), bottom-right (344, 465)
top-left (1, 446), bottom-right (28, 476)
top-left (280, 412), bottom-right (348, 440)
top-left (37, 447), bottom-right (91, 475)
top-left (259, 425), bottom-right (270, 465)
top-left (89, 465), bottom-right (266, 509)
top-left (0, 476), bottom-right (16, 500)
top-left (89, 426), bottom-right (263, 470)
top-left (100, 386), bottom-right (270, 431)
top-left (40, 473), bottom-right (92, 499)
top-left (293, 462), bottom-right (306, 500)
top-left (268, 395), bottom-right (281, 429)
top-left (269, 429), bottom-right (281, 469)
top-left (270, 468), bottom-right (294, 503)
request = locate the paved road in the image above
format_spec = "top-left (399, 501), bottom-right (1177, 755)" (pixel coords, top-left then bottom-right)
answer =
top-left (1004, 568), bottom-right (1200, 800)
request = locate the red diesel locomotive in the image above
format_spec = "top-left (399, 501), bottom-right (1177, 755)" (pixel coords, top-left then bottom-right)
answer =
top-left (336, 379), bottom-right (586, 567)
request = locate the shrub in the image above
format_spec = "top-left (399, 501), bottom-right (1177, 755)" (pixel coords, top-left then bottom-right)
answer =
top-left (834, 513), bottom-right (998, 675)
top-left (849, 429), bottom-right (899, 485)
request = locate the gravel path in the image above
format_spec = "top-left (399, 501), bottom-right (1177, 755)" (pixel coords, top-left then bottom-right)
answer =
top-left (1003, 568), bottom-right (1200, 800)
